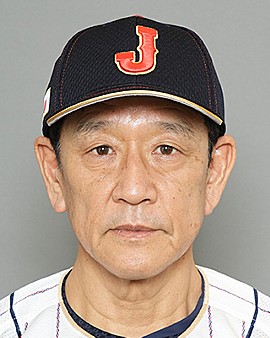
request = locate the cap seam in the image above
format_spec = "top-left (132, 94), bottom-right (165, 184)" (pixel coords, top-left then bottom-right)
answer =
top-left (183, 29), bottom-right (212, 111)
top-left (53, 54), bottom-right (63, 114)
top-left (59, 29), bottom-right (89, 109)
top-left (187, 29), bottom-right (220, 115)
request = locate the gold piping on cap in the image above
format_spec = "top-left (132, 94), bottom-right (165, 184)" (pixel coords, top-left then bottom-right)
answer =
top-left (45, 89), bottom-right (223, 128)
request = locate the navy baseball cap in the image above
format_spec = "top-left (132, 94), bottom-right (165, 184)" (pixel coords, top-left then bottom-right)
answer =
top-left (42, 16), bottom-right (225, 136)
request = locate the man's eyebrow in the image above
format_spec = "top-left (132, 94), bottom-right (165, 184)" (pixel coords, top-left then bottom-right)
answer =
top-left (156, 121), bottom-right (195, 138)
top-left (75, 120), bottom-right (112, 135)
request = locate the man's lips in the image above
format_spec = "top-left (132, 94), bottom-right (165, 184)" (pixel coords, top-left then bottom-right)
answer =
top-left (114, 224), bottom-right (156, 231)
top-left (110, 224), bottom-right (159, 239)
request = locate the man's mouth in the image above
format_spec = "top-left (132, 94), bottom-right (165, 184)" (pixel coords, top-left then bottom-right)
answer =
top-left (111, 224), bottom-right (158, 239)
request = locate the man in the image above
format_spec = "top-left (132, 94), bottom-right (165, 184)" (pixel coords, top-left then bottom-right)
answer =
top-left (0, 16), bottom-right (269, 337)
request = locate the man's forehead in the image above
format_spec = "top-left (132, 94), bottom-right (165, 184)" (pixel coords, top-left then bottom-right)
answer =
top-left (61, 97), bottom-right (205, 139)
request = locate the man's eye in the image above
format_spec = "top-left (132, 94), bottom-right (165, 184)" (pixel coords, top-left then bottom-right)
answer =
top-left (91, 145), bottom-right (112, 155)
top-left (156, 145), bottom-right (177, 155)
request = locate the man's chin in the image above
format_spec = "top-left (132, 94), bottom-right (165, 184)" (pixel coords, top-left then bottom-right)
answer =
top-left (100, 257), bottom-right (175, 282)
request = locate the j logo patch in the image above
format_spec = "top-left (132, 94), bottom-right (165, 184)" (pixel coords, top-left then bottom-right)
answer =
top-left (115, 25), bottom-right (158, 75)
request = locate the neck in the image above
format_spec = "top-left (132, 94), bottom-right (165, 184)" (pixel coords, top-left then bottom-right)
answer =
top-left (65, 245), bottom-right (201, 337)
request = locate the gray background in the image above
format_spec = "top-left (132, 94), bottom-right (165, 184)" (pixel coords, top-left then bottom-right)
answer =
top-left (1, 0), bottom-right (269, 299)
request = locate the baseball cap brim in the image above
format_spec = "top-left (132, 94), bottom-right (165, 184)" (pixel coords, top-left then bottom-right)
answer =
top-left (45, 89), bottom-right (223, 128)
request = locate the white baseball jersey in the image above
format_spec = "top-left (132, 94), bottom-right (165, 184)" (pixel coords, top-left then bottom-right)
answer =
top-left (0, 267), bottom-right (269, 337)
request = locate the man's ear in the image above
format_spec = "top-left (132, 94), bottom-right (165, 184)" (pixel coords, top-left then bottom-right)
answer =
top-left (34, 136), bottom-right (67, 213)
top-left (205, 135), bottom-right (236, 216)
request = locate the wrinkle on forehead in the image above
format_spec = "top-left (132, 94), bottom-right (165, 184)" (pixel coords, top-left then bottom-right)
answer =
top-left (76, 120), bottom-right (112, 135)
top-left (63, 97), bottom-right (204, 141)
top-left (73, 118), bottom-right (196, 143)
top-left (155, 122), bottom-right (195, 139)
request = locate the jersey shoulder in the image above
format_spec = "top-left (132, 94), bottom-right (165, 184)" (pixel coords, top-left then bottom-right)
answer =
top-left (200, 266), bottom-right (270, 335)
top-left (0, 269), bottom-right (69, 337)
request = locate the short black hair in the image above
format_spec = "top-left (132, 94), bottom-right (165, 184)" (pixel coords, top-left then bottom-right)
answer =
top-left (47, 119), bottom-right (64, 168)
top-left (203, 116), bottom-right (225, 165)
top-left (47, 114), bottom-right (224, 168)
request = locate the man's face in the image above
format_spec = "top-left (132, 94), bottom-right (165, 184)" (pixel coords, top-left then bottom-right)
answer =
top-left (55, 97), bottom-right (211, 280)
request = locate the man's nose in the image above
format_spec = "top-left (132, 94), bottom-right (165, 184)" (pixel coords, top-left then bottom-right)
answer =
top-left (112, 150), bottom-right (157, 205)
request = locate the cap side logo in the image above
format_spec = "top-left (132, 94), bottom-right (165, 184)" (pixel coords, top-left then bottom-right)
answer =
top-left (115, 25), bottom-right (158, 75)
top-left (42, 88), bottom-right (51, 121)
